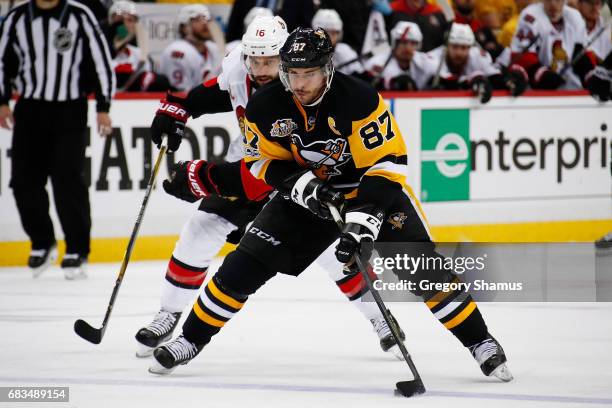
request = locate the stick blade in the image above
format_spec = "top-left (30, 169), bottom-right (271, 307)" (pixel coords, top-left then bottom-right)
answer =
top-left (74, 319), bottom-right (103, 344)
top-left (395, 380), bottom-right (426, 398)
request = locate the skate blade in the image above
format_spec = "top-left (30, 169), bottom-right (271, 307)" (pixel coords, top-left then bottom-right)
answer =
top-left (490, 363), bottom-right (514, 382)
top-left (64, 268), bottom-right (87, 280)
top-left (135, 344), bottom-right (154, 358)
top-left (148, 359), bottom-right (176, 375)
top-left (31, 249), bottom-right (58, 278)
top-left (387, 344), bottom-right (404, 361)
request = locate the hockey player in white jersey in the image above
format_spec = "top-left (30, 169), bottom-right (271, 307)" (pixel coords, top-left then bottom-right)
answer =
top-left (510, 0), bottom-right (606, 97)
top-left (430, 23), bottom-right (528, 102)
top-left (312, 9), bottom-right (366, 77)
top-left (136, 16), bottom-right (406, 360)
top-left (157, 5), bottom-right (222, 91)
top-left (364, 21), bottom-right (437, 91)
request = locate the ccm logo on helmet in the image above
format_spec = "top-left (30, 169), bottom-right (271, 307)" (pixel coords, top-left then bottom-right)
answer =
top-left (248, 227), bottom-right (281, 246)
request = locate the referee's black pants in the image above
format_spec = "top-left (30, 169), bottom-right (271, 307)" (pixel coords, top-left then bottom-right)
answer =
top-left (10, 98), bottom-right (90, 256)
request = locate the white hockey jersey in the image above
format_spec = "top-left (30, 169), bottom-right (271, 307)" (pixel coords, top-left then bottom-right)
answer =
top-left (113, 44), bottom-right (146, 74)
top-left (158, 39), bottom-right (222, 91)
top-left (364, 49), bottom-right (437, 90)
top-left (511, 3), bottom-right (589, 89)
top-left (333, 42), bottom-right (365, 75)
top-left (428, 45), bottom-right (501, 84)
top-left (217, 45), bottom-right (254, 162)
top-left (588, 17), bottom-right (612, 62)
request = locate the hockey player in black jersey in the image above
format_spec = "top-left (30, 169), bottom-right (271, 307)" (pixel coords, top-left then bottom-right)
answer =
top-left (150, 27), bottom-right (513, 383)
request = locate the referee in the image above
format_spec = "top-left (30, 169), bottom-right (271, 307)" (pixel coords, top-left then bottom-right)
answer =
top-left (0, 0), bottom-right (116, 279)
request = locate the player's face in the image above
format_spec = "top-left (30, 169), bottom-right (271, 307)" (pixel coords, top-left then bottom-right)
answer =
top-left (393, 40), bottom-right (418, 66)
top-left (190, 16), bottom-right (211, 41)
top-left (287, 67), bottom-right (326, 105)
top-left (543, 0), bottom-right (564, 22)
top-left (247, 56), bottom-right (281, 86)
top-left (447, 44), bottom-right (470, 68)
top-left (327, 30), bottom-right (341, 48)
top-left (578, 0), bottom-right (602, 22)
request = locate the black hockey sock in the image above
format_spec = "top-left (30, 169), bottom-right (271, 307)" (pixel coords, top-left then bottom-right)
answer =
top-left (425, 279), bottom-right (488, 348)
top-left (182, 275), bottom-right (248, 345)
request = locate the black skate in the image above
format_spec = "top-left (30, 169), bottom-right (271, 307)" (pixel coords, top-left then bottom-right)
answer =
top-left (61, 254), bottom-right (87, 280)
top-left (595, 232), bottom-right (612, 251)
top-left (29, 243), bottom-right (58, 278)
top-left (148, 334), bottom-right (204, 375)
top-left (372, 310), bottom-right (406, 360)
top-left (469, 334), bottom-right (513, 382)
top-left (135, 310), bottom-right (181, 358)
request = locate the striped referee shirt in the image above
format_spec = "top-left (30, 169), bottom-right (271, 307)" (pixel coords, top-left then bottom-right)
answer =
top-left (0, 0), bottom-right (115, 111)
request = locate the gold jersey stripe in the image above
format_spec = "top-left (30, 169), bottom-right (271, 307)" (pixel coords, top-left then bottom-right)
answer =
top-left (193, 301), bottom-right (225, 328)
top-left (443, 301), bottom-right (477, 329)
top-left (208, 279), bottom-right (245, 310)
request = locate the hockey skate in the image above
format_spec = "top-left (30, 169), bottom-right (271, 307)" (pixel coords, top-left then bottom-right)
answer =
top-left (148, 334), bottom-right (204, 375)
top-left (372, 310), bottom-right (406, 360)
top-left (135, 310), bottom-right (182, 358)
top-left (469, 334), bottom-right (513, 382)
top-left (29, 243), bottom-right (58, 278)
top-left (61, 254), bottom-right (87, 280)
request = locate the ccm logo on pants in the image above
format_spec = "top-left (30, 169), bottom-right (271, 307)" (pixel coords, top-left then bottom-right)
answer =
top-left (248, 227), bottom-right (281, 246)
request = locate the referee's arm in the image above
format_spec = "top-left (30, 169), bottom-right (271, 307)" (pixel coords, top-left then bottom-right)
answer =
top-left (0, 11), bottom-right (17, 129)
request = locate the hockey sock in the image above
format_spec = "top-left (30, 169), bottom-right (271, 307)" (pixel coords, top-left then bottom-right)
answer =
top-left (334, 271), bottom-right (384, 320)
top-left (424, 277), bottom-right (488, 347)
top-left (182, 275), bottom-right (248, 345)
top-left (161, 256), bottom-right (208, 313)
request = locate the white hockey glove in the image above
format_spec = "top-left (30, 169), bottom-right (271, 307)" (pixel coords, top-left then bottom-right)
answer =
top-left (288, 171), bottom-right (344, 219)
top-left (335, 205), bottom-right (384, 264)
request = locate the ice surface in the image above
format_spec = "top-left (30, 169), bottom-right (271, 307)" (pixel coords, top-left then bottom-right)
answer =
top-left (1, 259), bottom-right (611, 408)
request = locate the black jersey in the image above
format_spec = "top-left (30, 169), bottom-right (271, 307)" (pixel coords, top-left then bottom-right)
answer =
top-left (243, 71), bottom-right (411, 211)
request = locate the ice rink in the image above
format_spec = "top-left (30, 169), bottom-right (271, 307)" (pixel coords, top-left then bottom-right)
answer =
top-left (1, 259), bottom-right (611, 408)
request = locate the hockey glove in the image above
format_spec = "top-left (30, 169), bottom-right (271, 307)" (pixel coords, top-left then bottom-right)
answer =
top-left (506, 64), bottom-right (528, 96)
top-left (335, 205), bottom-right (384, 264)
top-left (585, 67), bottom-right (611, 102)
top-left (389, 74), bottom-right (417, 91)
top-left (151, 93), bottom-right (189, 153)
top-left (162, 160), bottom-right (219, 203)
top-left (470, 75), bottom-right (493, 104)
top-left (533, 67), bottom-right (565, 89)
top-left (287, 171), bottom-right (345, 219)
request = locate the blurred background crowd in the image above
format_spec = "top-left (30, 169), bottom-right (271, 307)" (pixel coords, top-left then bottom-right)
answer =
top-left (2, 0), bottom-right (612, 102)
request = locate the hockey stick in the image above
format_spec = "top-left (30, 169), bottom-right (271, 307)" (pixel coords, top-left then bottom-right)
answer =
top-left (335, 51), bottom-right (374, 71)
top-left (559, 24), bottom-right (607, 77)
top-left (74, 138), bottom-right (168, 344)
top-left (327, 205), bottom-right (426, 398)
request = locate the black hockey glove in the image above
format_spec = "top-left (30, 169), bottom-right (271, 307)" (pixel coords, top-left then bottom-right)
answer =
top-left (286, 170), bottom-right (345, 219)
top-left (506, 64), bottom-right (528, 97)
top-left (585, 67), bottom-right (611, 102)
top-left (533, 67), bottom-right (565, 90)
top-left (389, 74), bottom-right (417, 91)
top-left (469, 75), bottom-right (493, 104)
top-left (162, 160), bottom-right (219, 203)
top-left (151, 93), bottom-right (189, 153)
top-left (335, 205), bottom-right (384, 265)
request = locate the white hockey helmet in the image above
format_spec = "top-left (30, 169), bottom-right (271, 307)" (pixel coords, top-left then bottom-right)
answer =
top-left (243, 7), bottom-right (273, 28)
top-left (448, 23), bottom-right (475, 46)
top-left (312, 9), bottom-right (343, 33)
top-left (108, 0), bottom-right (137, 20)
top-left (390, 21), bottom-right (423, 47)
top-left (241, 15), bottom-right (289, 57)
top-left (178, 4), bottom-right (211, 26)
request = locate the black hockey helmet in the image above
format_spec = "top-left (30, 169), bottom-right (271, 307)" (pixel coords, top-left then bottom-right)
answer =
top-left (280, 27), bottom-right (333, 68)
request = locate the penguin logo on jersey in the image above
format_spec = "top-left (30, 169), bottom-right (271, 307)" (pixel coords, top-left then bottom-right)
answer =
top-left (270, 119), bottom-right (298, 137)
top-left (290, 135), bottom-right (351, 179)
top-left (53, 28), bottom-right (73, 53)
top-left (388, 212), bottom-right (408, 230)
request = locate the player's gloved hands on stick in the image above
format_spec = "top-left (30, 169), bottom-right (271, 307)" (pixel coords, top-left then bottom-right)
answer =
top-left (533, 66), bottom-right (565, 89)
top-left (506, 64), bottom-right (528, 96)
top-left (151, 93), bottom-right (190, 153)
top-left (163, 160), bottom-right (219, 203)
top-left (335, 205), bottom-right (384, 265)
top-left (585, 67), bottom-right (611, 102)
top-left (469, 75), bottom-right (492, 103)
top-left (287, 170), bottom-right (345, 219)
